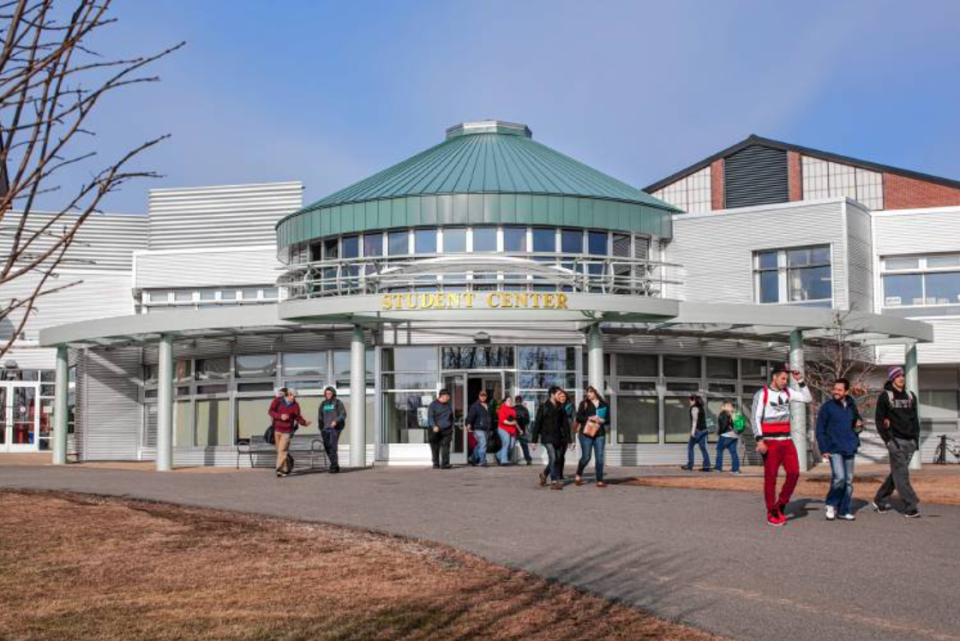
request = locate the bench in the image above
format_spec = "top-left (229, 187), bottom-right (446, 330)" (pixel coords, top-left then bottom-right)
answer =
top-left (236, 433), bottom-right (329, 471)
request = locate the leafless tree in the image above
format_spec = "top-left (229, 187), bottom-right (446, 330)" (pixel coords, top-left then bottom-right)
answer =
top-left (0, 0), bottom-right (183, 360)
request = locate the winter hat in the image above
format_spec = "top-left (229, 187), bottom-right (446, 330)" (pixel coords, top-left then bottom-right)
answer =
top-left (887, 366), bottom-right (905, 382)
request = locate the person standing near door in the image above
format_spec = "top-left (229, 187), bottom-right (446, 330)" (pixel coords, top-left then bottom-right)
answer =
top-left (319, 386), bottom-right (347, 473)
top-left (466, 390), bottom-right (493, 467)
top-left (428, 389), bottom-right (454, 469)
top-left (514, 394), bottom-right (534, 465)
top-left (496, 395), bottom-right (519, 465)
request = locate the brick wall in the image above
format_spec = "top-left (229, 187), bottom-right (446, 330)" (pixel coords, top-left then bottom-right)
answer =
top-left (710, 159), bottom-right (724, 210)
top-left (788, 151), bottom-right (802, 201)
top-left (884, 173), bottom-right (960, 210)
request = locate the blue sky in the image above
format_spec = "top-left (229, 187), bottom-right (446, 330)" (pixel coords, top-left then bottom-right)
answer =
top-left (43, 0), bottom-right (960, 214)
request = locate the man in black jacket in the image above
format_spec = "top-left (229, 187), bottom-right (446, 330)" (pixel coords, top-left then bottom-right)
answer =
top-left (873, 366), bottom-right (922, 517)
top-left (514, 395), bottom-right (534, 466)
top-left (466, 390), bottom-right (493, 467)
top-left (531, 387), bottom-right (572, 490)
top-left (428, 389), bottom-right (454, 470)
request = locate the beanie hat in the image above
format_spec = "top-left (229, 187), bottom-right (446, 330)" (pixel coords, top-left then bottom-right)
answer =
top-left (888, 366), bottom-right (905, 381)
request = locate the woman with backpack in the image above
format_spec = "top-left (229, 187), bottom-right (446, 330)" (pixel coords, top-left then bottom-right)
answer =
top-left (574, 385), bottom-right (609, 487)
top-left (714, 400), bottom-right (741, 473)
top-left (268, 387), bottom-right (310, 477)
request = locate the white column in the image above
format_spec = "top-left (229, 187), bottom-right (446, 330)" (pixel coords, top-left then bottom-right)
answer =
top-left (349, 325), bottom-right (366, 468)
top-left (905, 344), bottom-right (922, 471)
top-left (789, 330), bottom-right (808, 472)
top-left (156, 334), bottom-right (174, 472)
top-left (52, 345), bottom-right (69, 465)
top-left (587, 323), bottom-right (604, 393)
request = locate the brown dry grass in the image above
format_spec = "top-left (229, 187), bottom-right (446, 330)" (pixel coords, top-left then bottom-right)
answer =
top-left (621, 467), bottom-right (960, 506)
top-left (0, 491), bottom-right (719, 641)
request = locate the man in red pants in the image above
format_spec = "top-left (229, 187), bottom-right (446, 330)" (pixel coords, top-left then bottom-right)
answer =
top-left (752, 364), bottom-right (812, 526)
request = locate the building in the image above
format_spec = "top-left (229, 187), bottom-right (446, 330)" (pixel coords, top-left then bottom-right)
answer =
top-left (3, 122), bottom-right (952, 470)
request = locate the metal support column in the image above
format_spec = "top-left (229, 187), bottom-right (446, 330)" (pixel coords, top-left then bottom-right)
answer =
top-left (789, 329), bottom-right (809, 472)
top-left (349, 325), bottom-right (366, 469)
top-left (587, 323), bottom-right (604, 393)
top-left (905, 344), bottom-right (922, 470)
top-left (156, 334), bottom-right (174, 472)
top-left (52, 345), bottom-right (69, 465)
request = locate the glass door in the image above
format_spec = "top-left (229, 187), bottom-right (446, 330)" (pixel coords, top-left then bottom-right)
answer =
top-left (442, 374), bottom-right (467, 464)
top-left (1, 384), bottom-right (39, 452)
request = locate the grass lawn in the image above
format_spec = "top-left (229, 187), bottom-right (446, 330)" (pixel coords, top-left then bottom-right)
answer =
top-left (0, 490), bottom-right (719, 640)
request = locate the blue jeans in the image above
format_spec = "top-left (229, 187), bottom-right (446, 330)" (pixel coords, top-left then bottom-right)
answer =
top-left (576, 433), bottom-right (606, 481)
top-left (826, 453), bottom-right (855, 515)
top-left (497, 428), bottom-right (516, 465)
top-left (715, 435), bottom-right (740, 472)
top-left (471, 430), bottom-right (488, 465)
top-left (517, 433), bottom-right (533, 463)
top-left (686, 431), bottom-right (710, 470)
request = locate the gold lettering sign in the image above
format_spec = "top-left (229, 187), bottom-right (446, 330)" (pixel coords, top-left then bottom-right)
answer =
top-left (382, 292), bottom-right (568, 311)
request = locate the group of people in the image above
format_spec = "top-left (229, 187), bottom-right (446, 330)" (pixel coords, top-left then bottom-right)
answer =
top-left (268, 363), bottom-right (923, 526)
top-left (426, 384), bottom-right (610, 489)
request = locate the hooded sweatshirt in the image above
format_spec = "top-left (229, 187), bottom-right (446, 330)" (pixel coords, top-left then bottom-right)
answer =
top-left (875, 382), bottom-right (920, 443)
top-left (320, 390), bottom-right (347, 430)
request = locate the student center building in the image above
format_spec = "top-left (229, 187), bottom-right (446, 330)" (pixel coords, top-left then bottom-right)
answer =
top-left (6, 120), bottom-right (960, 470)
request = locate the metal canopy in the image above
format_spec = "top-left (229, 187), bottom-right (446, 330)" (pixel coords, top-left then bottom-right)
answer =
top-left (39, 298), bottom-right (933, 350)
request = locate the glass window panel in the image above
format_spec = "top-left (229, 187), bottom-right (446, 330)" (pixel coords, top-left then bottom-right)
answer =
top-left (175, 360), bottom-right (193, 381)
top-left (221, 290), bottom-right (238, 301)
top-left (262, 288), bottom-right (278, 300)
top-left (237, 382), bottom-right (276, 392)
top-left (175, 400), bottom-right (193, 446)
top-left (709, 383), bottom-right (737, 394)
top-left (324, 238), bottom-right (339, 259)
top-left (441, 346), bottom-right (515, 369)
top-left (619, 381), bottom-right (657, 392)
top-left (926, 255), bottom-right (960, 269)
top-left (741, 361), bottom-right (768, 379)
top-left (382, 373), bottom-right (438, 390)
top-left (388, 230), bottom-right (409, 255)
top-left (706, 357), bottom-right (738, 380)
top-left (472, 227), bottom-right (497, 252)
top-left (235, 354), bottom-right (277, 378)
top-left (282, 352), bottom-right (328, 377)
top-left (333, 350), bottom-right (351, 377)
top-left (757, 251), bottom-right (778, 270)
top-left (616, 396), bottom-right (659, 443)
top-left (883, 274), bottom-right (923, 307)
top-left (666, 382), bottom-right (700, 392)
top-left (415, 228), bottom-right (437, 254)
top-left (503, 227), bottom-right (527, 252)
top-left (517, 346), bottom-right (576, 371)
top-left (196, 357), bottom-right (230, 381)
top-left (382, 347), bottom-right (439, 372)
top-left (197, 384), bottom-right (228, 395)
top-left (341, 236), bottom-right (360, 259)
top-left (925, 272), bottom-right (960, 305)
top-left (561, 229), bottom-right (583, 254)
top-left (518, 372), bottom-right (576, 390)
top-left (787, 266), bottom-right (832, 302)
top-left (663, 397), bottom-right (691, 444)
top-left (199, 289), bottom-right (217, 301)
top-left (236, 397), bottom-right (273, 441)
top-left (364, 233), bottom-right (384, 257)
top-left (663, 355), bottom-right (701, 378)
top-left (759, 271), bottom-right (779, 303)
top-left (587, 231), bottom-right (608, 256)
top-left (384, 392), bottom-right (432, 444)
top-left (241, 288), bottom-right (260, 300)
top-left (195, 399), bottom-right (231, 446)
top-left (148, 291), bottom-right (169, 303)
top-left (174, 291), bottom-right (193, 302)
top-left (337, 393), bottom-right (376, 446)
top-left (532, 228), bottom-right (555, 253)
top-left (616, 353), bottom-right (658, 377)
top-left (444, 228), bottom-right (467, 253)
top-left (919, 390), bottom-right (959, 420)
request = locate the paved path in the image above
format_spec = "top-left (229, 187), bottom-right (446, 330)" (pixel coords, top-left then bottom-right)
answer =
top-left (3, 464), bottom-right (958, 641)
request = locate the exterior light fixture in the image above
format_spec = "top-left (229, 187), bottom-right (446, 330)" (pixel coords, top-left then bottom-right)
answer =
top-left (474, 331), bottom-right (491, 344)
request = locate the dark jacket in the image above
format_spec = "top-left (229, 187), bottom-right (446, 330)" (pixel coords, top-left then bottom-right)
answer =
top-left (815, 397), bottom-right (861, 456)
top-left (465, 401), bottom-right (493, 432)
top-left (531, 400), bottom-right (571, 447)
top-left (268, 397), bottom-right (308, 434)
top-left (428, 399), bottom-right (454, 431)
top-left (575, 400), bottom-right (610, 438)
top-left (876, 383), bottom-right (920, 444)
top-left (514, 404), bottom-right (531, 434)
top-left (691, 404), bottom-right (707, 433)
top-left (320, 396), bottom-right (347, 430)
top-left (717, 411), bottom-right (734, 437)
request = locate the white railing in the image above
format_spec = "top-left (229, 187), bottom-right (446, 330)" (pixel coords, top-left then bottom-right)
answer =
top-left (279, 253), bottom-right (682, 301)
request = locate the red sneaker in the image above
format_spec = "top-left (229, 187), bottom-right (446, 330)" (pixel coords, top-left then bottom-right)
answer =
top-left (767, 508), bottom-right (784, 527)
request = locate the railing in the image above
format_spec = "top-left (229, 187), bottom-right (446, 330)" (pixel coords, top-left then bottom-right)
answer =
top-left (279, 253), bottom-right (682, 301)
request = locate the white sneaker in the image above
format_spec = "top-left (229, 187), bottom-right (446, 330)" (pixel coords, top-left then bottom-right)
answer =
top-left (824, 505), bottom-right (836, 521)
top-left (839, 513), bottom-right (856, 521)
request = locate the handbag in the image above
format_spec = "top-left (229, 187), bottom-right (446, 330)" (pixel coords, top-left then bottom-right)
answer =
top-left (583, 418), bottom-right (601, 438)
top-left (264, 425), bottom-right (276, 445)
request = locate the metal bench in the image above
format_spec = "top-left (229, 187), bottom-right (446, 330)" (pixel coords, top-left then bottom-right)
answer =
top-left (237, 433), bottom-right (329, 471)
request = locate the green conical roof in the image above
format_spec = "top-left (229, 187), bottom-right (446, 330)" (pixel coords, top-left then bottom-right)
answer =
top-left (306, 120), bottom-right (672, 210)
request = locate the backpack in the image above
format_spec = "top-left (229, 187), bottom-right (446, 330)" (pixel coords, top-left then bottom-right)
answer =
top-left (732, 413), bottom-right (746, 434)
top-left (264, 425), bottom-right (275, 445)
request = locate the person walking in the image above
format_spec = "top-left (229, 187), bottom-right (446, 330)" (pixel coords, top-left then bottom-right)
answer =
top-left (268, 388), bottom-right (310, 477)
top-left (319, 386), bottom-right (347, 473)
top-left (466, 390), bottom-right (493, 467)
top-left (428, 389), bottom-right (455, 469)
top-left (531, 387), bottom-right (571, 490)
top-left (574, 386), bottom-right (609, 488)
top-left (514, 395), bottom-right (534, 465)
top-left (714, 400), bottom-right (740, 473)
top-left (496, 395), bottom-right (519, 465)
top-left (815, 378), bottom-right (862, 521)
top-left (681, 395), bottom-right (711, 472)
top-left (752, 364), bottom-right (812, 526)
top-left (873, 366), bottom-right (922, 518)
top-left (557, 389), bottom-right (575, 480)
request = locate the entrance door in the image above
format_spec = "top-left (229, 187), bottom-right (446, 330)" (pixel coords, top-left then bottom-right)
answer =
top-left (0, 384), bottom-right (39, 452)
top-left (442, 374), bottom-right (467, 464)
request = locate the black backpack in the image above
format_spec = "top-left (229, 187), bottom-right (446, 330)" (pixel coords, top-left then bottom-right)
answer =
top-left (264, 425), bottom-right (275, 445)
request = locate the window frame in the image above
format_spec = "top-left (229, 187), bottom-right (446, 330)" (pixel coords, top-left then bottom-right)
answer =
top-left (881, 254), bottom-right (960, 309)
top-left (753, 244), bottom-right (833, 307)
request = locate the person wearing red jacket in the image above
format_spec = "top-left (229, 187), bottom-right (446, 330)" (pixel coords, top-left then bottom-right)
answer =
top-left (268, 388), bottom-right (310, 477)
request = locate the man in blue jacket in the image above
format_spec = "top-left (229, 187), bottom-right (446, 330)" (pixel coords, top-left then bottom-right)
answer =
top-left (815, 378), bottom-right (863, 521)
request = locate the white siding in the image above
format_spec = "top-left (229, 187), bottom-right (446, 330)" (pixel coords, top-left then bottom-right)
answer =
top-left (667, 199), bottom-right (850, 307)
top-left (77, 347), bottom-right (142, 461)
top-left (134, 246), bottom-right (280, 289)
top-left (845, 200), bottom-right (874, 312)
top-left (147, 182), bottom-right (303, 250)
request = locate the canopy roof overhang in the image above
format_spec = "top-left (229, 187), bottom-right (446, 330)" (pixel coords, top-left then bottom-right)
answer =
top-left (39, 298), bottom-right (934, 350)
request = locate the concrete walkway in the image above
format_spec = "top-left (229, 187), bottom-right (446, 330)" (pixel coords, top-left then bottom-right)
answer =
top-left (3, 463), bottom-right (959, 641)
